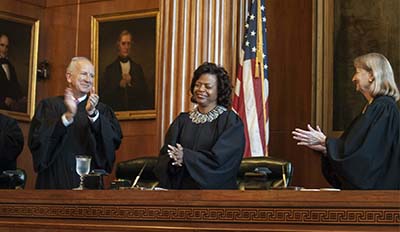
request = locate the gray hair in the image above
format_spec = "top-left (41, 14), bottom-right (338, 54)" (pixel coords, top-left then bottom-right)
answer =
top-left (354, 53), bottom-right (400, 101)
top-left (66, 57), bottom-right (92, 74)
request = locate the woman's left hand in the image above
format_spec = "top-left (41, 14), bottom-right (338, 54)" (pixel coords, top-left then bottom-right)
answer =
top-left (168, 144), bottom-right (184, 166)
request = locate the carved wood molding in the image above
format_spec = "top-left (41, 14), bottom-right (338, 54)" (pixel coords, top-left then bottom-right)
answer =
top-left (0, 204), bottom-right (398, 225)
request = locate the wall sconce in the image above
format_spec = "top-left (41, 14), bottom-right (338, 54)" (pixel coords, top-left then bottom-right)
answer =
top-left (37, 60), bottom-right (49, 80)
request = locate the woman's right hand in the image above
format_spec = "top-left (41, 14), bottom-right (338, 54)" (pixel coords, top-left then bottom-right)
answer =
top-left (292, 124), bottom-right (327, 154)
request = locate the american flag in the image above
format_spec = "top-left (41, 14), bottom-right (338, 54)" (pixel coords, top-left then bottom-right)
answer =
top-left (233, 0), bottom-right (269, 157)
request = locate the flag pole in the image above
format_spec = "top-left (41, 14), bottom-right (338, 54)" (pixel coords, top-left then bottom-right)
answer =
top-left (256, 0), bottom-right (268, 156)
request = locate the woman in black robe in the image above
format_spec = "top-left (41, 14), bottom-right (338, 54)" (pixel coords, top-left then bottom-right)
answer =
top-left (292, 53), bottom-right (400, 190)
top-left (154, 62), bottom-right (245, 189)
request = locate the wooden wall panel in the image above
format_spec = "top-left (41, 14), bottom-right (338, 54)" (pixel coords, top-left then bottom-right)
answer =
top-left (15, 0), bottom-right (46, 8)
top-left (267, 0), bottom-right (327, 187)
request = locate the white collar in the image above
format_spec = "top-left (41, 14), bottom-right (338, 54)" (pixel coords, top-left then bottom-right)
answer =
top-left (75, 95), bottom-right (87, 103)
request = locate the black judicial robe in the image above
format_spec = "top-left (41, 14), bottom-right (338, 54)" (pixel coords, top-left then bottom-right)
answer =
top-left (323, 95), bottom-right (400, 190)
top-left (0, 113), bottom-right (23, 172)
top-left (154, 110), bottom-right (245, 189)
top-left (28, 96), bottom-right (122, 189)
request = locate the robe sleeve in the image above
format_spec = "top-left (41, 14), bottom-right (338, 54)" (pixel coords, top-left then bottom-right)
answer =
top-left (154, 114), bottom-right (184, 189)
top-left (28, 99), bottom-right (67, 173)
top-left (183, 112), bottom-right (245, 189)
top-left (0, 115), bottom-right (24, 163)
top-left (90, 104), bottom-right (122, 173)
top-left (325, 98), bottom-right (400, 189)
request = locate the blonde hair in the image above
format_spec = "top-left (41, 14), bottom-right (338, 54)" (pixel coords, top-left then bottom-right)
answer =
top-left (354, 53), bottom-right (400, 101)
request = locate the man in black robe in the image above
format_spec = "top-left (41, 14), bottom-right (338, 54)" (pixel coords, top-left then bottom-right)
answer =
top-left (100, 30), bottom-right (153, 111)
top-left (0, 113), bottom-right (24, 173)
top-left (28, 57), bottom-right (122, 189)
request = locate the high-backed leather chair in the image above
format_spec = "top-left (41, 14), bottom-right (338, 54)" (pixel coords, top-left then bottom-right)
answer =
top-left (0, 168), bottom-right (26, 189)
top-left (115, 156), bottom-right (293, 190)
top-left (115, 156), bottom-right (159, 189)
top-left (237, 156), bottom-right (293, 190)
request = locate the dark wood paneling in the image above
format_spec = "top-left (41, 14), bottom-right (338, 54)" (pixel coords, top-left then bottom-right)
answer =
top-left (0, 190), bottom-right (398, 231)
top-left (15, 0), bottom-right (46, 8)
top-left (267, 0), bottom-right (320, 187)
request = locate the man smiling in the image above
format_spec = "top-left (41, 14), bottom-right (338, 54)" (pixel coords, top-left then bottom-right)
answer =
top-left (28, 57), bottom-right (122, 189)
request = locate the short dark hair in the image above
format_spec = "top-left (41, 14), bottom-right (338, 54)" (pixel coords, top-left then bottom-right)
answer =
top-left (190, 62), bottom-right (232, 108)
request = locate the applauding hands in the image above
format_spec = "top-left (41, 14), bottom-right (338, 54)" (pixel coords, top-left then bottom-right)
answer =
top-left (292, 124), bottom-right (327, 154)
top-left (86, 87), bottom-right (99, 116)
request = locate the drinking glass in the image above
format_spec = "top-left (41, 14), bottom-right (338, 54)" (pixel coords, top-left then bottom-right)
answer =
top-left (73, 155), bottom-right (91, 190)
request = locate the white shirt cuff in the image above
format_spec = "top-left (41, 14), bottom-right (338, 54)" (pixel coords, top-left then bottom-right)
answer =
top-left (61, 113), bottom-right (74, 126)
top-left (87, 110), bottom-right (99, 123)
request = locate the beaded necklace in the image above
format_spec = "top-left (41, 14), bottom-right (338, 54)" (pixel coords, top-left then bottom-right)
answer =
top-left (189, 105), bottom-right (227, 124)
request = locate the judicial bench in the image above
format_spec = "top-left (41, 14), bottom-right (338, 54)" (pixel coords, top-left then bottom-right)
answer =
top-left (0, 190), bottom-right (398, 231)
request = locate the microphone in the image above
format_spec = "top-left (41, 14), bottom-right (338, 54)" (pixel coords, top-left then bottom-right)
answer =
top-left (281, 165), bottom-right (287, 188)
top-left (131, 162), bottom-right (147, 189)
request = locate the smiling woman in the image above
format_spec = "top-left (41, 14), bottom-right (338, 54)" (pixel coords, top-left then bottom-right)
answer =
top-left (293, 53), bottom-right (400, 190)
top-left (154, 62), bottom-right (245, 189)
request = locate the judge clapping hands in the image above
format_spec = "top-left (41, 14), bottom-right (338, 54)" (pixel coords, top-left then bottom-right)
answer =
top-left (85, 88), bottom-right (99, 115)
top-left (28, 57), bottom-right (122, 189)
top-left (292, 124), bottom-right (327, 154)
top-left (290, 53), bottom-right (400, 190)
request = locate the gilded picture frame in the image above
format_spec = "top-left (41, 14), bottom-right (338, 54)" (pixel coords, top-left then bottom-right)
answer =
top-left (91, 11), bottom-right (159, 120)
top-left (0, 12), bottom-right (39, 121)
top-left (313, 0), bottom-right (400, 136)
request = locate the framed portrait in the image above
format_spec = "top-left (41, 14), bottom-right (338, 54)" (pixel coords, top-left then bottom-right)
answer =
top-left (91, 11), bottom-right (159, 120)
top-left (0, 12), bottom-right (39, 121)
top-left (313, 0), bottom-right (400, 136)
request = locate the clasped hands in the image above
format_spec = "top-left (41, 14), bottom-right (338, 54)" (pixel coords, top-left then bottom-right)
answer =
top-left (168, 144), bottom-right (183, 167)
top-left (64, 87), bottom-right (99, 121)
top-left (119, 73), bottom-right (133, 88)
top-left (292, 124), bottom-right (327, 154)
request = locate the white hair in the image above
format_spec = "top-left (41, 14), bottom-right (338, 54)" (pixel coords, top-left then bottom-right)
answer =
top-left (66, 57), bottom-right (92, 74)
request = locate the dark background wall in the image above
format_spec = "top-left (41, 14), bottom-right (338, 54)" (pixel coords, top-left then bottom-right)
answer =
top-left (0, 0), bottom-right (328, 189)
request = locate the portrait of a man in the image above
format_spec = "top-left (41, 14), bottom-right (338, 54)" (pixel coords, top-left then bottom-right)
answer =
top-left (93, 12), bottom-right (158, 119)
top-left (0, 33), bottom-right (27, 112)
top-left (100, 30), bottom-right (152, 111)
top-left (0, 13), bottom-right (38, 121)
